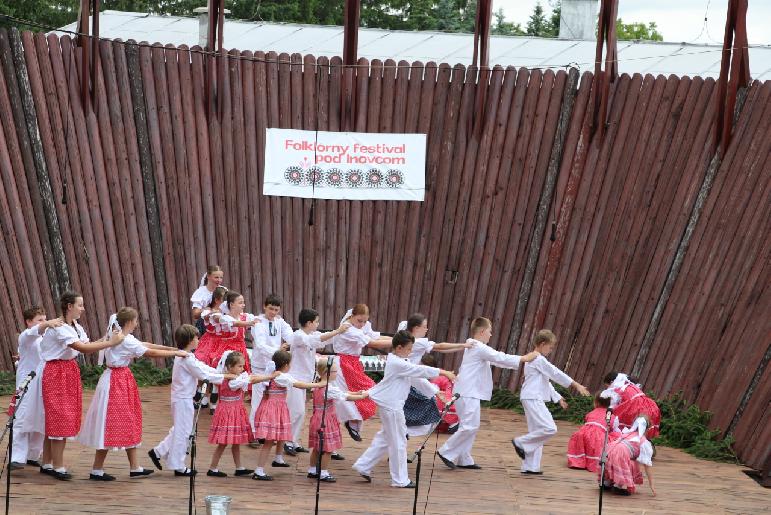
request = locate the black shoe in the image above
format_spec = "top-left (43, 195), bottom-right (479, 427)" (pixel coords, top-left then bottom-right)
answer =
top-left (521, 470), bottom-right (543, 475)
top-left (39, 466), bottom-right (56, 476)
top-left (207, 470), bottom-right (227, 477)
top-left (89, 472), bottom-right (116, 481)
top-left (447, 424), bottom-right (459, 435)
top-left (330, 452), bottom-right (345, 461)
top-left (307, 472), bottom-right (319, 479)
top-left (358, 472), bottom-right (372, 483)
top-left (283, 443), bottom-right (297, 456)
top-left (252, 473), bottom-right (273, 481)
top-left (53, 470), bottom-right (72, 481)
top-left (512, 439), bottom-right (526, 460)
top-left (26, 460), bottom-right (41, 467)
top-left (9, 462), bottom-right (24, 470)
top-left (436, 452), bottom-right (456, 469)
top-left (457, 464), bottom-right (482, 470)
top-left (248, 441), bottom-right (261, 449)
top-left (320, 475), bottom-right (337, 483)
top-left (294, 446), bottom-right (309, 453)
top-left (130, 469), bottom-right (154, 478)
top-left (258, 438), bottom-right (265, 445)
top-left (174, 469), bottom-right (197, 477)
top-left (148, 449), bottom-right (163, 470)
top-left (407, 457), bottom-right (413, 464)
top-left (612, 486), bottom-right (631, 496)
top-left (345, 421), bottom-right (362, 442)
top-left (401, 480), bottom-right (416, 488)
top-left (271, 460), bottom-right (290, 468)
top-left (234, 469), bottom-right (252, 476)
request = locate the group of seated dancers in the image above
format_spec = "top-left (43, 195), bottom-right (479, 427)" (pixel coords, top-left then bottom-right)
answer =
top-left (6, 264), bottom-right (661, 496)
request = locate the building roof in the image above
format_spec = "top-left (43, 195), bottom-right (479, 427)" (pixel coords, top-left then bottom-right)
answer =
top-left (57, 10), bottom-right (771, 80)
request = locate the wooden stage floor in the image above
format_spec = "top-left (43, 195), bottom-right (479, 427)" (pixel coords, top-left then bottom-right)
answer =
top-left (1, 387), bottom-right (768, 514)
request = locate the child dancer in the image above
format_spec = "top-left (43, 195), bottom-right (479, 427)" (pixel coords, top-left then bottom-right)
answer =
top-left (193, 286), bottom-right (227, 368)
top-left (80, 308), bottom-right (188, 481)
top-left (252, 350), bottom-right (325, 481)
top-left (249, 294), bottom-right (293, 436)
top-left (21, 291), bottom-right (125, 480)
top-left (438, 317), bottom-right (539, 470)
top-left (148, 324), bottom-right (233, 476)
top-left (512, 329), bottom-right (590, 475)
top-left (602, 372), bottom-right (661, 438)
top-left (332, 304), bottom-right (392, 442)
top-left (307, 358), bottom-right (369, 482)
top-left (207, 351), bottom-right (277, 477)
top-left (398, 313), bottom-right (470, 437)
top-left (285, 309), bottom-right (350, 455)
top-left (191, 265), bottom-right (226, 331)
top-left (9, 307), bottom-right (62, 469)
top-left (600, 414), bottom-right (656, 496)
top-left (567, 391), bottom-right (620, 472)
top-left (353, 330), bottom-right (456, 488)
top-left (421, 354), bottom-right (459, 434)
top-left (215, 291), bottom-right (260, 371)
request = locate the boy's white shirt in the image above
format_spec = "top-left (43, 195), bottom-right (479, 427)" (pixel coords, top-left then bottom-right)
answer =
top-left (287, 329), bottom-right (327, 382)
top-left (16, 325), bottom-right (43, 388)
top-left (453, 338), bottom-right (517, 401)
top-left (368, 353), bottom-right (440, 411)
top-left (520, 355), bottom-right (573, 401)
top-left (250, 314), bottom-right (293, 370)
top-left (171, 354), bottom-right (225, 401)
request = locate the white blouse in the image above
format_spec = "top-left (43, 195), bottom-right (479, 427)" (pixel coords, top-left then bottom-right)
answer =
top-left (190, 286), bottom-right (229, 314)
top-left (39, 322), bottom-right (87, 362)
top-left (103, 334), bottom-right (148, 367)
top-left (407, 337), bottom-right (435, 364)
top-left (331, 326), bottom-right (371, 356)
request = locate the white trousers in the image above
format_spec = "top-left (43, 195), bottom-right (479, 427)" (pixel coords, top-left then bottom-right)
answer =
top-left (353, 407), bottom-right (410, 487)
top-left (11, 388), bottom-right (44, 463)
top-left (249, 367), bottom-right (268, 433)
top-left (515, 399), bottom-right (557, 472)
top-left (286, 387), bottom-right (306, 446)
top-left (438, 397), bottom-right (480, 466)
top-left (154, 400), bottom-right (194, 471)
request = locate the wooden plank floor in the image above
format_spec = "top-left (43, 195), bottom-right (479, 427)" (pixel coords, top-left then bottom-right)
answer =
top-left (1, 387), bottom-right (768, 514)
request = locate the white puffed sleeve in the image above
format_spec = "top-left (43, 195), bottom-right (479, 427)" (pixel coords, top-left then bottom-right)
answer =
top-left (637, 440), bottom-right (654, 466)
top-left (228, 371), bottom-right (251, 391)
top-left (274, 372), bottom-right (297, 388)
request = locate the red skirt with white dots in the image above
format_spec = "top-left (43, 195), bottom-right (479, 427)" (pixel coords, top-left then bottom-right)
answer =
top-left (42, 359), bottom-right (82, 438)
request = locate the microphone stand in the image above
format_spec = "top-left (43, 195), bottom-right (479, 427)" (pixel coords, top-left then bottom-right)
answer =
top-left (187, 382), bottom-right (208, 515)
top-left (597, 409), bottom-right (613, 515)
top-left (314, 358), bottom-right (334, 515)
top-left (2, 375), bottom-right (34, 515)
top-left (410, 395), bottom-right (459, 515)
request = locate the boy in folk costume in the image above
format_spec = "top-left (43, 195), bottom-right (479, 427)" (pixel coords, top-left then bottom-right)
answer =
top-left (437, 317), bottom-right (540, 470)
top-left (249, 295), bottom-right (293, 438)
top-left (353, 330), bottom-right (456, 487)
top-left (513, 329), bottom-right (590, 474)
top-left (9, 307), bottom-right (62, 469)
top-left (148, 325), bottom-right (234, 476)
top-left (285, 309), bottom-right (350, 455)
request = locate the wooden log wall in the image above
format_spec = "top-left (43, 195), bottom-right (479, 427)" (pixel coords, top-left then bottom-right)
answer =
top-left (0, 28), bottom-right (767, 473)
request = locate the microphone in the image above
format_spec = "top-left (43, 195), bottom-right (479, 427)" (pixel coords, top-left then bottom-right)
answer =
top-left (445, 393), bottom-right (461, 408)
top-left (17, 370), bottom-right (36, 393)
top-left (605, 407), bottom-right (613, 423)
top-left (199, 381), bottom-right (208, 396)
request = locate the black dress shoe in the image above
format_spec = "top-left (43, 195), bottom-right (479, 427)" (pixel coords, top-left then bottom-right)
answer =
top-left (9, 462), bottom-right (24, 470)
top-left (130, 469), bottom-right (154, 478)
top-left (401, 481), bottom-right (416, 488)
top-left (345, 421), bottom-right (362, 442)
top-left (520, 470), bottom-right (543, 475)
top-left (512, 439), bottom-right (526, 460)
top-left (320, 475), bottom-right (337, 483)
top-left (148, 449), bottom-right (163, 470)
top-left (207, 469), bottom-right (227, 477)
top-left (436, 452), bottom-right (456, 469)
top-left (26, 460), bottom-right (41, 467)
top-left (39, 467), bottom-right (56, 476)
top-left (89, 473), bottom-right (116, 481)
top-left (358, 472), bottom-right (372, 483)
top-left (294, 446), bottom-right (309, 453)
top-left (234, 469), bottom-right (252, 476)
top-left (330, 452), bottom-right (345, 461)
top-left (307, 472), bottom-right (319, 479)
top-left (447, 424), bottom-right (459, 435)
top-left (174, 469), bottom-right (197, 477)
top-left (457, 464), bottom-right (482, 470)
top-left (612, 486), bottom-right (631, 496)
top-left (271, 461), bottom-right (290, 468)
top-left (283, 443), bottom-right (297, 456)
top-left (53, 470), bottom-right (72, 481)
top-left (252, 473), bottom-right (273, 481)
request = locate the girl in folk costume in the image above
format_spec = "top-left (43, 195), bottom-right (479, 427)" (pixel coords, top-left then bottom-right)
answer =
top-left (421, 354), bottom-right (459, 434)
top-left (190, 265), bottom-right (227, 334)
top-left (353, 331), bottom-right (456, 488)
top-left (21, 291), bottom-right (125, 481)
top-left (602, 371), bottom-right (661, 438)
top-left (252, 350), bottom-right (326, 481)
top-left (397, 313), bottom-right (470, 437)
top-left (307, 358), bottom-right (369, 483)
top-left (215, 291), bottom-right (260, 372)
top-left (600, 415), bottom-right (656, 496)
top-left (9, 307), bottom-right (63, 469)
top-left (567, 391), bottom-right (621, 472)
top-left (207, 351), bottom-right (277, 477)
top-left (193, 286), bottom-right (227, 368)
top-left (79, 308), bottom-right (188, 481)
top-left (331, 304), bottom-right (392, 442)
top-left (148, 325), bottom-right (233, 476)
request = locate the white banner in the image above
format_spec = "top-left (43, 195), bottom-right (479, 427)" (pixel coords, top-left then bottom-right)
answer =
top-left (263, 128), bottom-right (426, 201)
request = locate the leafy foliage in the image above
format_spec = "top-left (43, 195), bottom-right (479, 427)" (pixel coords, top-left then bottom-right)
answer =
top-left (616, 18), bottom-right (663, 41)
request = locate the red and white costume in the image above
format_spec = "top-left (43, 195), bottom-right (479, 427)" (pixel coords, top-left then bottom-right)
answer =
top-left (194, 309), bottom-right (226, 368)
top-left (602, 373), bottom-right (661, 438)
top-left (308, 385), bottom-right (346, 453)
top-left (287, 329), bottom-right (328, 447)
top-left (22, 323), bottom-right (87, 439)
top-left (567, 407), bottom-right (621, 472)
top-left (79, 332), bottom-right (148, 450)
top-left (152, 355), bottom-right (225, 471)
top-left (600, 417), bottom-right (653, 493)
top-left (208, 371), bottom-right (253, 445)
top-left (190, 282), bottom-right (229, 315)
top-left (10, 325), bottom-right (45, 463)
top-left (430, 375), bottom-right (459, 433)
top-left (252, 373), bottom-right (297, 442)
top-left (209, 313), bottom-right (254, 373)
top-left (248, 315), bottom-right (292, 432)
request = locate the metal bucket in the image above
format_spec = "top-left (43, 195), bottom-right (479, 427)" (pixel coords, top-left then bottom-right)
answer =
top-left (205, 495), bottom-right (232, 515)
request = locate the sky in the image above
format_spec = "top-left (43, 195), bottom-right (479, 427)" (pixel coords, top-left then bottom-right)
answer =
top-left (494, 0), bottom-right (771, 45)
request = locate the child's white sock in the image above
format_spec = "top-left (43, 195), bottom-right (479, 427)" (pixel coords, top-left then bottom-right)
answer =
top-left (209, 468), bottom-right (218, 473)
top-left (254, 467), bottom-right (265, 476)
top-left (274, 455), bottom-right (285, 464)
top-left (131, 467), bottom-right (144, 473)
top-left (235, 467), bottom-right (246, 471)
top-left (320, 469), bottom-right (330, 478)
top-left (42, 463), bottom-right (53, 470)
top-left (91, 469), bottom-right (104, 476)
top-left (308, 466), bottom-right (317, 474)
top-left (55, 467), bottom-right (67, 473)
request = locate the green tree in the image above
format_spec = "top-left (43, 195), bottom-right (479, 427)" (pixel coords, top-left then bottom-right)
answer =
top-left (616, 19), bottom-right (663, 41)
top-left (492, 8), bottom-right (524, 36)
top-left (526, 1), bottom-right (548, 37)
